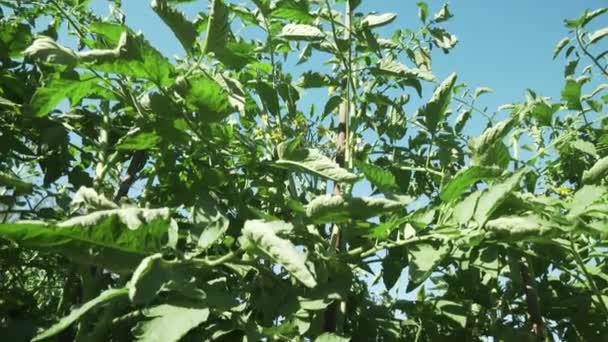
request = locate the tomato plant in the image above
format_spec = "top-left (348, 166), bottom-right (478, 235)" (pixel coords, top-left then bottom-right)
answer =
top-left (1, 1), bottom-right (607, 341)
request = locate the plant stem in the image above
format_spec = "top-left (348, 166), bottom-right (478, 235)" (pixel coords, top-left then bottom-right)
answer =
top-left (324, 0), bottom-right (352, 333)
top-left (517, 254), bottom-right (549, 341)
top-left (575, 28), bottom-right (608, 78)
top-left (569, 239), bottom-right (608, 317)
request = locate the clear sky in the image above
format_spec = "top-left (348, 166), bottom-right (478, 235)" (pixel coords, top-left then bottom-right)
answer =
top-left (84, 0), bottom-right (606, 297)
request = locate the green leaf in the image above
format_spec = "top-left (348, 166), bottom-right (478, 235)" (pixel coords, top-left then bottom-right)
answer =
top-left (128, 254), bottom-right (190, 305)
top-left (151, 0), bottom-right (198, 52)
top-left (116, 131), bottom-right (161, 151)
top-left (552, 37), bottom-right (570, 59)
top-left (416, 73), bottom-right (457, 134)
top-left (407, 242), bottom-right (449, 292)
top-left (583, 156), bottom-right (608, 184)
top-left (306, 194), bottom-right (412, 224)
top-left (271, 0), bottom-right (314, 24)
top-left (323, 95), bottom-right (342, 118)
top-left (0, 208), bottom-right (175, 272)
top-left (589, 27), bottom-right (608, 45)
top-left (315, 332), bottom-right (350, 342)
top-left (433, 4), bottom-right (452, 23)
top-left (0, 21), bottom-right (32, 58)
top-left (474, 169), bottom-right (527, 226)
top-left (202, 0), bottom-right (230, 55)
top-left (32, 288), bottom-right (128, 341)
top-left (439, 166), bottom-right (502, 202)
top-left (571, 139), bottom-right (598, 158)
top-left (174, 74), bottom-right (234, 121)
top-left (241, 220), bottom-right (317, 288)
top-left (134, 304), bottom-right (210, 342)
top-left (416, 2), bottom-right (429, 22)
top-left (354, 160), bottom-right (397, 193)
top-left (378, 58), bottom-right (435, 82)
top-left (382, 247), bottom-right (408, 291)
top-left (192, 198), bottom-right (229, 252)
top-left (279, 24), bottom-right (325, 41)
top-left (561, 78), bottom-right (583, 110)
top-left (568, 185), bottom-right (607, 217)
top-left (454, 191), bottom-right (482, 226)
top-left (469, 117), bottom-right (514, 167)
top-left (30, 75), bottom-right (112, 117)
top-left (473, 87), bottom-right (492, 99)
top-left (0, 171), bottom-right (33, 195)
top-left (435, 300), bottom-right (469, 328)
top-left (429, 28), bottom-right (458, 51)
top-left (361, 13), bottom-right (397, 28)
top-left (277, 142), bottom-right (359, 183)
top-left (484, 215), bottom-right (558, 242)
top-left (298, 71), bottom-right (336, 88)
top-left (565, 7), bottom-right (608, 29)
top-left (87, 31), bottom-right (174, 87)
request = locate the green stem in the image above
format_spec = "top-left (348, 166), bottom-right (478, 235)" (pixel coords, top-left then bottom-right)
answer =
top-left (575, 28), bottom-right (608, 77)
top-left (569, 239), bottom-right (608, 317)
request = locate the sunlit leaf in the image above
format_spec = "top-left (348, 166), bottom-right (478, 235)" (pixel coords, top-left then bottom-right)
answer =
top-left (241, 220), bottom-right (317, 288)
top-left (306, 194), bottom-right (412, 224)
top-left (361, 13), bottom-right (397, 28)
top-left (279, 23), bottom-right (325, 41)
top-left (277, 142), bottom-right (359, 183)
top-left (474, 169), bottom-right (527, 226)
top-left (134, 304), bottom-right (210, 342)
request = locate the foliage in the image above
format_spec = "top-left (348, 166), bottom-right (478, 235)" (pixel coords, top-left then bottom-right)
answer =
top-left (0, 0), bottom-right (607, 341)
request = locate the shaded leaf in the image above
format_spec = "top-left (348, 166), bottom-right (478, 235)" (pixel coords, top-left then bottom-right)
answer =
top-left (0, 172), bottom-right (33, 195)
top-left (32, 288), bottom-right (128, 341)
top-left (416, 73), bottom-right (457, 133)
top-left (407, 243), bottom-right (449, 292)
top-left (116, 131), bottom-right (161, 151)
top-left (174, 74), bottom-right (234, 121)
top-left (382, 246), bottom-right (408, 290)
top-left (552, 37), bottom-right (570, 59)
top-left (151, 0), bottom-right (198, 52)
top-left (354, 160), bottom-right (397, 193)
top-left (440, 166), bottom-right (502, 202)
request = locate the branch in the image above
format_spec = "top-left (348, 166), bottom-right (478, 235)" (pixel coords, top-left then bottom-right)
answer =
top-left (114, 150), bottom-right (147, 201)
top-left (518, 254), bottom-right (548, 341)
top-left (575, 29), bottom-right (608, 78)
